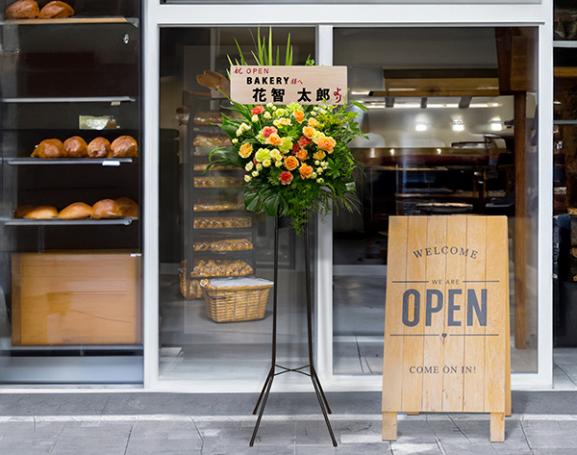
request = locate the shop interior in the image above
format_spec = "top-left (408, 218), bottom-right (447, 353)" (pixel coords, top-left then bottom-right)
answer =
top-left (157, 25), bottom-right (547, 384)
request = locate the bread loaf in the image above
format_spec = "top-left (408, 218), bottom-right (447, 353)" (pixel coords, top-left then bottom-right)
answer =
top-left (5, 0), bottom-right (39, 19)
top-left (115, 197), bottom-right (139, 218)
top-left (14, 205), bottom-right (35, 218)
top-left (63, 136), bottom-right (88, 158)
top-left (191, 259), bottom-right (253, 278)
top-left (92, 199), bottom-right (123, 219)
top-left (58, 202), bottom-right (93, 220)
top-left (38, 1), bottom-right (74, 18)
top-left (110, 135), bottom-right (138, 158)
top-left (193, 217), bottom-right (251, 229)
top-left (193, 239), bottom-right (253, 252)
top-left (32, 138), bottom-right (65, 158)
top-left (193, 134), bottom-right (231, 147)
top-left (87, 137), bottom-right (111, 158)
top-left (23, 205), bottom-right (58, 219)
top-left (193, 176), bottom-right (242, 188)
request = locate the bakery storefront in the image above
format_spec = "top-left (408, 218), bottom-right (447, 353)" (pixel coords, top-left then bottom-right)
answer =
top-left (0, 0), bottom-right (555, 391)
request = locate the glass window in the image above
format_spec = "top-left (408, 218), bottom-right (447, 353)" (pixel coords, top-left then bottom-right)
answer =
top-left (332, 27), bottom-right (540, 375)
top-left (0, 1), bottom-right (143, 384)
top-left (158, 27), bottom-right (316, 382)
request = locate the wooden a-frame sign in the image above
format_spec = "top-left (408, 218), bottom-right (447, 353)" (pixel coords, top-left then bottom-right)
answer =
top-left (382, 216), bottom-right (511, 442)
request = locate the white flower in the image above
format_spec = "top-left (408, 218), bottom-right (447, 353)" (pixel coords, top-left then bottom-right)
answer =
top-left (321, 161), bottom-right (329, 168)
top-left (316, 167), bottom-right (323, 174)
top-left (275, 160), bottom-right (283, 167)
top-left (245, 162), bottom-right (254, 172)
top-left (263, 111), bottom-right (272, 120)
top-left (316, 178), bottom-right (325, 184)
top-left (262, 159), bottom-right (272, 168)
top-left (244, 175), bottom-right (252, 183)
top-left (251, 170), bottom-right (259, 177)
top-left (311, 172), bottom-right (318, 179)
top-left (266, 102), bottom-right (274, 109)
top-left (314, 160), bottom-right (320, 166)
top-left (236, 129), bottom-right (242, 137)
top-left (251, 115), bottom-right (259, 123)
top-left (232, 138), bottom-right (239, 144)
top-left (256, 163), bottom-right (263, 171)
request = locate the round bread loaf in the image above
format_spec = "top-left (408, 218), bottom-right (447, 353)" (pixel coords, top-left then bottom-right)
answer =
top-left (23, 205), bottom-right (58, 219)
top-left (58, 202), bottom-right (93, 220)
top-left (38, 1), bottom-right (74, 18)
top-left (110, 135), bottom-right (138, 158)
top-left (115, 197), bottom-right (139, 218)
top-left (63, 136), bottom-right (88, 158)
top-left (14, 205), bottom-right (35, 218)
top-left (92, 199), bottom-right (123, 219)
top-left (87, 137), bottom-right (111, 158)
top-left (5, 0), bottom-right (39, 19)
top-left (32, 138), bottom-right (65, 158)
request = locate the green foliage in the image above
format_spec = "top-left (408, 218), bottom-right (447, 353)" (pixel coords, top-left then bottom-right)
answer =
top-left (209, 28), bottom-right (365, 233)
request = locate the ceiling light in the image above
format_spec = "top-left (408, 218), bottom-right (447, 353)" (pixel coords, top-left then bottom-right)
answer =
top-left (489, 117), bottom-right (503, 132)
top-left (415, 122), bottom-right (428, 132)
top-left (452, 120), bottom-right (465, 132)
top-left (436, 148), bottom-right (443, 155)
top-left (390, 148), bottom-right (396, 156)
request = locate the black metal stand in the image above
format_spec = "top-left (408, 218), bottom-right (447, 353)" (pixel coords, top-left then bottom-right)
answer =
top-left (250, 215), bottom-right (337, 447)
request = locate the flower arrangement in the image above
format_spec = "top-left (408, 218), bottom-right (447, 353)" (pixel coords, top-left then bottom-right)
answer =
top-left (207, 30), bottom-right (364, 233)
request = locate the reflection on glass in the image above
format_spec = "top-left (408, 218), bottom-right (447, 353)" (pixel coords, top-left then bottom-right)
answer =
top-left (158, 27), bottom-right (316, 382)
top-left (333, 27), bottom-right (539, 375)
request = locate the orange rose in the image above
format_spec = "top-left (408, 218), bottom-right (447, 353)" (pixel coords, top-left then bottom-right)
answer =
top-left (302, 126), bottom-right (315, 139)
top-left (313, 150), bottom-right (326, 161)
top-left (299, 163), bottom-right (314, 179)
top-left (293, 110), bottom-right (305, 124)
top-left (296, 149), bottom-right (308, 161)
top-left (266, 133), bottom-right (282, 146)
top-left (317, 136), bottom-right (336, 153)
top-left (284, 156), bottom-right (299, 171)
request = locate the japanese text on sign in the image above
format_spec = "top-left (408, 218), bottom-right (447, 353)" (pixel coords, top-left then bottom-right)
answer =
top-left (230, 66), bottom-right (347, 105)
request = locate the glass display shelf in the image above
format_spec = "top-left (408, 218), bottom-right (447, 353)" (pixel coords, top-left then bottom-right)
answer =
top-left (4, 157), bottom-right (135, 166)
top-left (554, 120), bottom-right (577, 125)
top-left (554, 41), bottom-right (577, 48)
top-left (0, 96), bottom-right (136, 104)
top-left (3, 345), bottom-right (143, 352)
top-left (0, 17), bottom-right (138, 27)
top-left (2, 218), bottom-right (138, 226)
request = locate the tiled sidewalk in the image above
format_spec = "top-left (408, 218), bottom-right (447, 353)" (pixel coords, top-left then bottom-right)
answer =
top-left (1, 414), bottom-right (577, 455)
top-left (1, 392), bottom-right (577, 454)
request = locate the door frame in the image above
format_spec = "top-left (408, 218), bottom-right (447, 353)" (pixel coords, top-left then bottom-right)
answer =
top-left (143, 1), bottom-right (553, 392)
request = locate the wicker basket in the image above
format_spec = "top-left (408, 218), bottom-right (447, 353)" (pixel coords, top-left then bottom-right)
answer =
top-left (179, 273), bottom-right (203, 299)
top-left (200, 278), bottom-right (273, 323)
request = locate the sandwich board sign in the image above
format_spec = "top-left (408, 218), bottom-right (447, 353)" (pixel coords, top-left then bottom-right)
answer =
top-left (230, 65), bottom-right (347, 105)
top-left (382, 216), bottom-right (511, 442)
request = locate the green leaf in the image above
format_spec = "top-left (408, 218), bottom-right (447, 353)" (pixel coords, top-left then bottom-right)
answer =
top-left (351, 100), bottom-right (369, 112)
top-left (268, 27), bottom-right (273, 66)
top-left (285, 33), bottom-right (291, 65)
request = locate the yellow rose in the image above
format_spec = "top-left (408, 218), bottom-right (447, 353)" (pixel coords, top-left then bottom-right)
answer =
top-left (239, 143), bottom-right (253, 158)
top-left (302, 126), bottom-right (315, 139)
top-left (313, 151), bottom-right (326, 161)
top-left (308, 118), bottom-right (320, 128)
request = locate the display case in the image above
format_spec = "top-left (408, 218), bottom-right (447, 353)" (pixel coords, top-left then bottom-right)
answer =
top-left (0, 0), bottom-right (142, 383)
top-left (178, 94), bottom-right (257, 301)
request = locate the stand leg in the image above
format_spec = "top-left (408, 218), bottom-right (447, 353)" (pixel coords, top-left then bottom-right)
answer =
top-left (304, 224), bottom-right (336, 446)
top-left (310, 367), bottom-right (332, 414)
top-left (490, 413), bottom-right (505, 443)
top-left (252, 369), bottom-right (273, 415)
top-left (382, 412), bottom-right (398, 441)
top-left (250, 373), bottom-right (274, 447)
